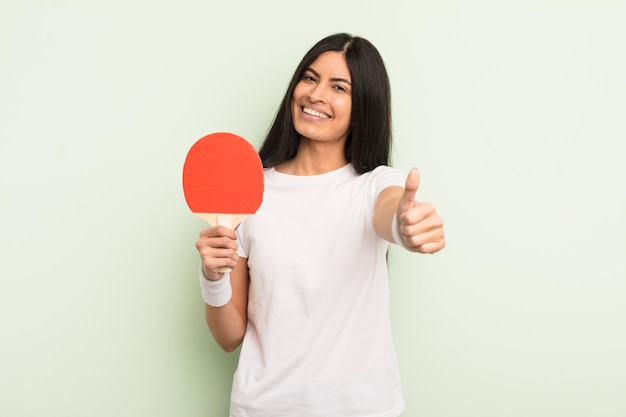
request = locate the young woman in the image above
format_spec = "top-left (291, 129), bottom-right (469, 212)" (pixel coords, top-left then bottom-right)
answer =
top-left (196, 33), bottom-right (445, 417)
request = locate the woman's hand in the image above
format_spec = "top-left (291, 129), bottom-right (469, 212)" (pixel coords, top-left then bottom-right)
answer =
top-left (395, 168), bottom-right (446, 254)
top-left (196, 226), bottom-right (240, 281)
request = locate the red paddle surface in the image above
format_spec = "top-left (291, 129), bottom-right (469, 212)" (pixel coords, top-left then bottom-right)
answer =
top-left (183, 132), bottom-right (264, 217)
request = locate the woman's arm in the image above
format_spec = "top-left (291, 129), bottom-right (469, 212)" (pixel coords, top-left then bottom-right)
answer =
top-left (373, 168), bottom-right (445, 254)
top-left (204, 259), bottom-right (249, 352)
top-left (196, 226), bottom-right (249, 352)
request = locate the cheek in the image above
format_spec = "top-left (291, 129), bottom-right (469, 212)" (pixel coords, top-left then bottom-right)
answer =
top-left (292, 83), bottom-right (306, 101)
top-left (291, 88), bottom-right (305, 111)
top-left (341, 95), bottom-right (352, 114)
top-left (341, 100), bottom-right (352, 123)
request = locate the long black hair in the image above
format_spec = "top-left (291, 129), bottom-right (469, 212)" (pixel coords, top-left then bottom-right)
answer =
top-left (259, 33), bottom-right (393, 174)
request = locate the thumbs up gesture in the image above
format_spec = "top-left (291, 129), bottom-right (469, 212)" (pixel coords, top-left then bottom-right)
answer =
top-left (394, 168), bottom-right (445, 253)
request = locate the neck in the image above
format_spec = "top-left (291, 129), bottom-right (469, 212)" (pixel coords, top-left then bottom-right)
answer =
top-left (276, 138), bottom-right (348, 176)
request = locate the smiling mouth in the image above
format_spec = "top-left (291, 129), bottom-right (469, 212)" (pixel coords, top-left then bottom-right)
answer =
top-left (302, 107), bottom-right (330, 119)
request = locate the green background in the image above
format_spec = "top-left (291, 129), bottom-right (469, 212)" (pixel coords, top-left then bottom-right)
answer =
top-left (2, 1), bottom-right (625, 416)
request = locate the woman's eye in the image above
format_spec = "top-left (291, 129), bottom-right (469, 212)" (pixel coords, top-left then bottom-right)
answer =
top-left (333, 85), bottom-right (346, 92)
top-left (303, 75), bottom-right (316, 82)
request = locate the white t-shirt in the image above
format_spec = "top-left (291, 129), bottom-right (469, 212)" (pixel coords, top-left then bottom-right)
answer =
top-left (231, 163), bottom-right (406, 417)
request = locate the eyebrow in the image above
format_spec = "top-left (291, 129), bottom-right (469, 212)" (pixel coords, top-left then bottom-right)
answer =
top-left (306, 67), bottom-right (352, 86)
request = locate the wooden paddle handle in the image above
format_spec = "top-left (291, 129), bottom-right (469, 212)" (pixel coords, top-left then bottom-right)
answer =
top-left (217, 214), bottom-right (234, 273)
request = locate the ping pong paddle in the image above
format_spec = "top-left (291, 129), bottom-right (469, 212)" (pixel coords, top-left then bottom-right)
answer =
top-left (183, 132), bottom-right (264, 272)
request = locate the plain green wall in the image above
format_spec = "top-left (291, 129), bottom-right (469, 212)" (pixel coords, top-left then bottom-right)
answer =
top-left (1, 1), bottom-right (625, 416)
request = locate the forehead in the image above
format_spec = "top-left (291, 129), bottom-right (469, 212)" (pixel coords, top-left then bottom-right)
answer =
top-left (309, 51), bottom-right (350, 80)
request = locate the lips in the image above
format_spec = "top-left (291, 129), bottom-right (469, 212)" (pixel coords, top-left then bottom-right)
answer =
top-left (302, 106), bottom-right (330, 119)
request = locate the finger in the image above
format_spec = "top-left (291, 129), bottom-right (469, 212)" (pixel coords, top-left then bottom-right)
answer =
top-left (398, 168), bottom-right (421, 214)
top-left (199, 246), bottom-right (239, 261)
top-left (199, 225), bottom-right (237, 240)
top-left (400, 226), bottom-right (445, 249)
top-left (200, 248), bottom-right (240, 279)
top-left (196, 235), bottom-right (238, 251)
top-left (202, 257), bottom-right (238, 281)
top-left (202, 253), bottom-right (239, 270)
top-left (399, 202), bottom-right (437, 227)
top-left (416, 239), bottom-right (446, 254)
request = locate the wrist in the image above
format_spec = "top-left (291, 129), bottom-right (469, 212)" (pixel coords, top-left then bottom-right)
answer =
top-left (199, 266), bottom-right (232, 307)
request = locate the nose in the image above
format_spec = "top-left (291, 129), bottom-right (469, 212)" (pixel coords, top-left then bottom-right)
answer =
top-left (308, 82), bottom-right (326, 103)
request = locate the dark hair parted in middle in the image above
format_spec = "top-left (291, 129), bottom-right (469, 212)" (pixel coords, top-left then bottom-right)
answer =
top-left (259, 33), bottom-right (393, 174)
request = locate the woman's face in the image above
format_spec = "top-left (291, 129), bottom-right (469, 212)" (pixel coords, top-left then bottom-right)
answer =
top-left (291, 51), bottom-right (352, 146)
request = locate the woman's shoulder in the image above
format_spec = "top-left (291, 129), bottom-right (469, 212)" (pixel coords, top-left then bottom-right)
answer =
top-left (361, 165), bottom-right (406, 191)
top-left (365, 164), bottom-right (405, 180)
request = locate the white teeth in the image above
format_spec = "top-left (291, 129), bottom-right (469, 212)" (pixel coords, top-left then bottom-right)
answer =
top-left (303, 107), bottom-right (330, 119)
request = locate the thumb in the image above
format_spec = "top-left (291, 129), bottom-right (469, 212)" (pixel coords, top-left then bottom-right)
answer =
top-left (398, 168), bottom-right (421, 214)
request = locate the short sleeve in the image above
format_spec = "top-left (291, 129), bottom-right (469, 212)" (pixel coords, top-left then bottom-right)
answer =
top-left (236, 226), bottom-right (249, 258)
top-left (370, 165), bottom-right (406, 198)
